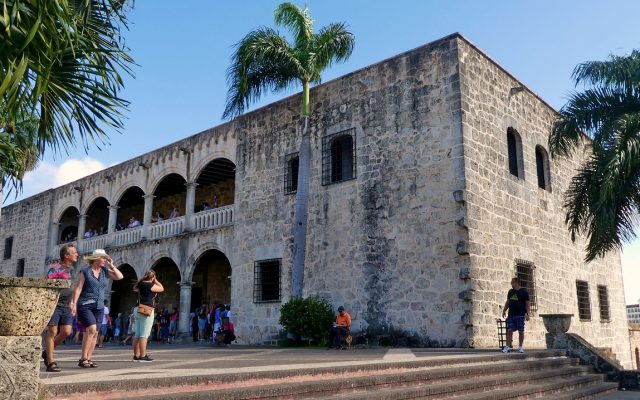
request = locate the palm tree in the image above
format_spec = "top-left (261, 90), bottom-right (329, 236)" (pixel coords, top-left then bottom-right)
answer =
top-left (549, 50), bottom-right (640, 262)
top-left (0, 0), bottom-right (134, 195)
top-left (223, 2), bottom-right (354, 297)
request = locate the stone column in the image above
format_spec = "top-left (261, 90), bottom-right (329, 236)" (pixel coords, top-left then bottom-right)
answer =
top-left (107, 205), bottom-right (119, 234)
top-left (77, 214), bottom-right (87, 252)
top-left (178, 281), bottom-right (193, 336)
top-left (184, 182), bottom-right (198, 232)
top-left (49, 222), bottom-right (61, 258)
top-left (142, 194), bottom-right (155, 239)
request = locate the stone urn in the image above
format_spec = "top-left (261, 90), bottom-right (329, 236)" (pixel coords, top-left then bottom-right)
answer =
top-left (540, 313), bottom-right (574, 334)
top-left (0, 277), bottom-right (71, 336)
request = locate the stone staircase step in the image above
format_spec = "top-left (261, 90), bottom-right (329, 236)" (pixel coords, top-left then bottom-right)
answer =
top-left (540, 382), bottom-right (619, 400)
top-left (307, 368), bottom-right (598, 400)
top-left (116, 362), bottom-right (590, 399)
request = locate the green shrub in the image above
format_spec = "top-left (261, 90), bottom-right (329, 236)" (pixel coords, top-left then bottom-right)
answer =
top-left (279, 296), bottom-right (335, 345)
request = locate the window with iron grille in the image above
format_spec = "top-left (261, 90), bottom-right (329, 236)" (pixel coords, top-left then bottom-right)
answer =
top-left (515, 259), bottom-right (537, 312)
top-left (3, 236), bottom-right (13, 260)
top-left (597, 285), bottom-right (610, 322)
top-left (576, 280), bottom-right (592, 321)
top-left (322, 128), bottom-right (356, 185)
top-left (16, 259), bottom-right (24, 277)
top-left (284, 153), bottom-right (299, 195)
top-left (253, 259), bottom-right (281, 303)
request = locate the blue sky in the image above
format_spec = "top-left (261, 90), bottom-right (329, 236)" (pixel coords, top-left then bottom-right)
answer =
top-left (5, 0), bottom-right (640, 302)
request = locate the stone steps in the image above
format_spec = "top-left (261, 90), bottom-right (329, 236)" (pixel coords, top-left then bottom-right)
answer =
top-left (66, 352), bottom-right (617, 400)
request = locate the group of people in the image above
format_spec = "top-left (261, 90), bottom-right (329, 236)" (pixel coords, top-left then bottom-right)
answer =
top-left (83, 227), bottom-right (107, 238)
top-left (42, 244), bottom-right (165, 371)
top-left (191, 303), bottom-right (235, 345)
top-left (199, 194), bottom-right (220, 212)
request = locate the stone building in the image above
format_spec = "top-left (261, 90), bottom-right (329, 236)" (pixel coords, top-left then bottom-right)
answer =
top-left (0, 33), bottom-right (632, 367)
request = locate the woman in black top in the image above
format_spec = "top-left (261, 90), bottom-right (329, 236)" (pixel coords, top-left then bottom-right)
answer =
top-left (132, 270), bottom-right (164, 362)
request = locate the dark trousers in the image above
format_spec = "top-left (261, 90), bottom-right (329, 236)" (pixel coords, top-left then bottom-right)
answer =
top-left (329, 326), bottom-right (349, 348)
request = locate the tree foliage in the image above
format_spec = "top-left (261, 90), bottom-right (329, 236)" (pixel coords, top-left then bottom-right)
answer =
top-left (549, 50), bottom-right (640, 261)
top-left (0, 0), bottom-right (135, 194)
top-left (279, 296), bottom-right (335, 344)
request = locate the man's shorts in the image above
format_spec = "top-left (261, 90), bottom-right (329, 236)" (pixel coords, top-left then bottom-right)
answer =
top-left (506, 315), bottom-right (526, 332)
top-left (77, 304), bottom-right (104, 328)
top-left (48, 305), bottom-right (73, 327)
top-left (99, 323), bottom-right (109, 336)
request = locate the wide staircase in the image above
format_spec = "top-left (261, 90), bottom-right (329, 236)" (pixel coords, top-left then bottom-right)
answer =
top-left (43, 350), bottom-right (619, 399)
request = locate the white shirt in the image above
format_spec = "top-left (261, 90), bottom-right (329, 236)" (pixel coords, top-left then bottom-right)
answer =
top-left (102, 306), bottom-right (110, 325)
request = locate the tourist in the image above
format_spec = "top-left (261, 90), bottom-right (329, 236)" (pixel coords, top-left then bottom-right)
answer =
top-left (197, 305), bottom-right (207, 341)
top-left (42, 243), bottom-right (78, 372)
top-left (159, 308), bottom-right (170, 344)
top-left (96, 300), bottom-right (110, 348)
top-left (151, 211), bottom-right (164, 223)
top-left (501, 277), bottom-right (531, 353)
top-left (128, 217), bottom-right (141, 228)
top-left (121, 307), bottom-right (136, 346)
top-left (202, 202), bottom-right (211, 211)
top-left (213, 194), bottom-right (219, 208)
top-left (114, 313), bottom-right (123, 341)
top-left (327, 306), bottom-right (351, 350)
top-left (169, 307), bottom-right (179, 343)
top-left (71, 249), bottom-right (123, 368)
top-left (83, 229), bottom-right (93, 239)
top-left (133, 270), bottom-right (164, 362)
top-left (211, 304), bottom-right (224, 341)
top-left (169, 207), bottom-right (180, 219)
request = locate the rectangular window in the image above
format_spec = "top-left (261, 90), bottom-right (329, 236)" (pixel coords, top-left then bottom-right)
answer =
top-left (515, 259), bottom-right (537, 312)
top-left (3, 236), bottom-right (13, 260)
top-left (322, 128), bottom-right (356, 185)
top-left (284, 152), bottom-right (299, 195)
top-left (16, 259), bottom-right (25, 277)
top-left (597, 285), bottom-right (610, 322)
top-left (253, 259), bottom-right (281, 303)
top-left (576, 280), bottom-right (592, 321)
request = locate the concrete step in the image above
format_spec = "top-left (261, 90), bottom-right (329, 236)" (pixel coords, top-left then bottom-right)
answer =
top-left (114, 358), bottom-right (590, 399)
top-left (542, 382), bottom-right (620, 399)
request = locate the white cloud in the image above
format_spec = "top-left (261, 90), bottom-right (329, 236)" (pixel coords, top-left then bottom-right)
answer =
top-left (622, 239), bottom-right (640, 304)
top-left (4, 157), bottom-right (107, 204)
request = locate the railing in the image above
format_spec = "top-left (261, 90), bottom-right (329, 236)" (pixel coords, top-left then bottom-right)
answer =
top-left (80, 235), bottom-right (108, 253)
top-left (193, 205), bottom-right (234, 231)
top-left (149, 216), bottom-right (184, 240)
top-left (113, 226), bottom-right (143, 247)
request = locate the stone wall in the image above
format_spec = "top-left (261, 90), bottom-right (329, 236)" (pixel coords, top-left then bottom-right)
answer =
top-left (457, 38), bottom-right (632, 367)
top-left (0, 191), bottom-right (54, 277)
top-left (630, 326), bottom-right (640, 370)
top-left (231, 34), bottom-right (468, 346)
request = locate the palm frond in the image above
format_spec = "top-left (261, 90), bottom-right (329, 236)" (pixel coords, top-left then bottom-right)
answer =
top-left (573, 50), bottom-right (640, 92)
top-left (310, 23), bottom-right (355, 81)
top-left (274, 2), bottom-right (313, 51)
top-left (223, 28), bottom-right (302, 119)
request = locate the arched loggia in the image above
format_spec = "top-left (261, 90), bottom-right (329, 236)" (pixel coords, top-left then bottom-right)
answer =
top-left (151, 257), bottom-right (181, 310)
top-left (110, 264), bottom-right (138, 318)
top-left (117, 186), bottom-right (145, 229)
top-left (58, 206), bottom-right (80, 243)
top-left (190, 250), bottom-right (231, 311)
top-left (193, 158), bottom-right (235, 213)
top-left (84, 197), bottom-right (109, 237)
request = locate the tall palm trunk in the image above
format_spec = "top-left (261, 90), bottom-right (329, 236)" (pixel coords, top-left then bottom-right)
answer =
top-left (291, 82), bottom-right (311, 298)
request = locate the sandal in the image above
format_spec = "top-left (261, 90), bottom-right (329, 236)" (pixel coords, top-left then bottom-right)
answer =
top-left (46, 361), bottom-right (61, 372)
top-left (88, 360), bottom-right (98, 368)
top-left (78, 359), bottom-right (92, 368)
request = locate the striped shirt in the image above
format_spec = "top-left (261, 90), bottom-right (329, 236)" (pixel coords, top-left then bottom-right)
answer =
top-left (77, 266), bottom-right (108, 307)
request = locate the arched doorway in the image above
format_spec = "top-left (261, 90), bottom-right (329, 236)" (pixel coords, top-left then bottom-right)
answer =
top-left (154, 174), bottom-right (187, 219)
top-left (110, 264), bottom-right (138, 318)
top-left (152, 257), bottom-right (181, 310)
top-left (191, 250), bottom-right (231, 311)
top-left (117, 186), bottom-right (145, 229)
top-left (193, 158), bottom-right (235, 213)
top-left (58, 206), bottom-right (80, 243)
top-left (85, 197), bottom-right (109, 237)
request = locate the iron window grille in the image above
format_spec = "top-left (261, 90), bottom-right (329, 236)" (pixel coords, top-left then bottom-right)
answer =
top-left (515, 259), bottom-right (537, 312)
top-left (253, 259), bottom-right (281, 303)
top-left (597, 285), bottom-right (610, 322)
top-left (576, 280), bottom-right (592, 321)
top-left (322, 128), bottom-right (356, 185)
top-left (284, 152), bottom-right (299, 195)
top-left (3, 236), bottom-right (13, 260)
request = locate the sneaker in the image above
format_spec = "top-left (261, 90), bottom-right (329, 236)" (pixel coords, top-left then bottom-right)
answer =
top-left (138, 355), bottom-right (154, 362)
top-left (133, 356), bottom-right (140, 362)
top-left (517, 347), bottom-right (525, 353)
top-left (501, 346), bottom-right (511, 353)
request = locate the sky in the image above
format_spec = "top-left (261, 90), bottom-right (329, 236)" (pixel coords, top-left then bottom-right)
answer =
top-left (4, 0), bottom-right (640, 303)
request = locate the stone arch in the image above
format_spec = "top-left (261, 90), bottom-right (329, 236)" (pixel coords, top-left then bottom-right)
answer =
top-left (147, 251), bottom-right (180, 276)
top-left (189, 248), bottom-right (232, 311)
top-left (113, 184), bottom-right (146, 205)
top-left (109, 263), bottom-right (139, 318)
top-left (147, 168), bottom-right (188, 195)
top-left (80, 191), bottom-right (110, 214)
top-left (149, 255), bottom-right (182, 311)
top-left (53, 201), bottom-right (80, 223)
top-left (192, 152), bottom-right (235, 181)
top-left (192, 158), bottom-right (236, 212)
top-left (186, 242), bottom-right (228, 281)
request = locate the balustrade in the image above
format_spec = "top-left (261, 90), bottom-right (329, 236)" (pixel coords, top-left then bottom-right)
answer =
top-left (113, 226), bottom-right (143, 247)
top-left (193, 205), bottom-right (234, 231)
top-left (149, 216), bottom-right (185, 240)
top-left (80, 235), bottom-right (108, 253)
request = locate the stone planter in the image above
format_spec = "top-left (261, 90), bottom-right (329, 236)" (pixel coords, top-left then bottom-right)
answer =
top-left (540, 313), bottom-right (574, 334)
top-left (0, 277), bottom-right (71, 336)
